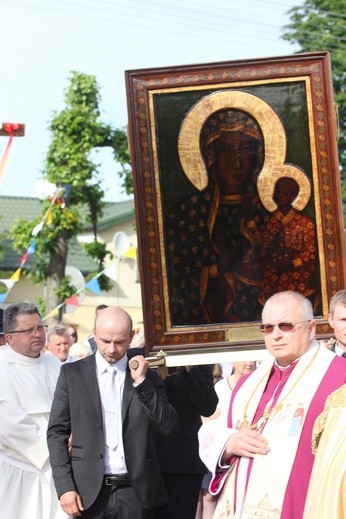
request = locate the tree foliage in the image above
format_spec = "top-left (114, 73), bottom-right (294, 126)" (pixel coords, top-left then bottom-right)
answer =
top-left (111, 128), bottom-right (133, 195)
top-left (11, 71), bottom-right (131, 315)
top-left (282, 0), bottom-right (346, 219)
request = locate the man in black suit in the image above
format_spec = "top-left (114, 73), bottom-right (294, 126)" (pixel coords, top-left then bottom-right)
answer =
top-left (47, 306), bottom-right (177, 518)
top-left (155, 365), bottom-right (218, 518)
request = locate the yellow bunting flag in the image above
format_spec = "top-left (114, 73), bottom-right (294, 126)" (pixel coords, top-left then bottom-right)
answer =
top-left (44, 308), bottom-right (60, 320)
top-left (10, 268), bottom-right (22, 282)
top-left (124, 245), bottom-right (137, 259)
top-left (46, 208), bottom-right (53, 225)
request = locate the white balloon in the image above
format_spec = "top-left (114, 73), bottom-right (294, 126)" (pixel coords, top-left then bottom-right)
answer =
top-left (65, 265), bottom-right (85, 290)
top-left (113, 231), bottom-right (130, 257)
top-left (65, 265), bottom-right (85, 310)
top-left (35, 178), bottom-right (56, 200)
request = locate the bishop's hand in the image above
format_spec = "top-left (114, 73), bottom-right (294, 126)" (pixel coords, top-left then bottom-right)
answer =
top-left (222, 428), bottom-right (270, 462)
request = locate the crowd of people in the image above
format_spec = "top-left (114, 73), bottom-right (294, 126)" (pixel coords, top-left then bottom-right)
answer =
top-left (0, 289), bottom-right (344, 518)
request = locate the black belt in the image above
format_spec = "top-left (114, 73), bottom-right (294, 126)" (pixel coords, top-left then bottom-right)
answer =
top-left (104, 474), bottom-right (131, 488)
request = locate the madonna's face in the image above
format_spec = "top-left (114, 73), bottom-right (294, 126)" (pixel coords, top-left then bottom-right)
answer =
top-left (213, 132), bottom-right (259, 195)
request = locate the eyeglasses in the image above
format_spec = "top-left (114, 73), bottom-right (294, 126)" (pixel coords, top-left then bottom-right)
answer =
top-left (7, 325), bottom-right (48, 335)
top-left (260, 320), bottom-right (310, 334)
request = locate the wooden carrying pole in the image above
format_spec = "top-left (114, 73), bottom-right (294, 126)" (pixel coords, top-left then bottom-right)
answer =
top-left (131, 348), bottom-right (270, 378)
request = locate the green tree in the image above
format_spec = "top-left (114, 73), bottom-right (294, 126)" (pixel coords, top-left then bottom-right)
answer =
top-left (282, 0), bottom-right (346, 220)
top-left (11, 71), bottom-right (131, 315)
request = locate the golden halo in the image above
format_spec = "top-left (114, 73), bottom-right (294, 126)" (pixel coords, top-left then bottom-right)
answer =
top-left (177, 90), bottom-right (311, 212)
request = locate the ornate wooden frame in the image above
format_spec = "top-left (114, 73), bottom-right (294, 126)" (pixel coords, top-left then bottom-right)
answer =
top-left (125, 52), bottom-right (345, 355)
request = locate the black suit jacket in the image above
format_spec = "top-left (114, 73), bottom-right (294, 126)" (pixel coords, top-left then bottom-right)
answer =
top-left (47, 354), bottom-right (177, 510)
top-left (155, 365), bottom-right (218, 474)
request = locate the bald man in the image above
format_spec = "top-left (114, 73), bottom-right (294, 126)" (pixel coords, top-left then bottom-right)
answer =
top-left (47, 306), bottom-right (177, 518)
top-left (199, 291), bottom-right (345, 519)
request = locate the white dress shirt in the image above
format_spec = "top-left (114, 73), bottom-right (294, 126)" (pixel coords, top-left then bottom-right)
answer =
top-left (95, 351), bottom-right (128, 475)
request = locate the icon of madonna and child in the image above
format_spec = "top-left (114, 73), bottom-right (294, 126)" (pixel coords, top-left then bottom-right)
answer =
top-left (166, 91), bottom-right (321, 327)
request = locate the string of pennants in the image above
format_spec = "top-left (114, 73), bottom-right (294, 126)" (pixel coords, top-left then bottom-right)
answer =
top-left (0, 187), bottom-right (64, 304)
top-left (0, 186), bottom-right (137, 318)
top-left (43, 262), bottom-right (119, 320)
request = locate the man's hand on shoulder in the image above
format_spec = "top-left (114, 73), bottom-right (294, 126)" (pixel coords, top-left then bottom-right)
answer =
top-left (59, 490), bottom-right (84, 517)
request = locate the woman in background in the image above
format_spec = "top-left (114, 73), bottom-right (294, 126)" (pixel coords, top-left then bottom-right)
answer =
top-left (195, 361), bottom-right (256, 519)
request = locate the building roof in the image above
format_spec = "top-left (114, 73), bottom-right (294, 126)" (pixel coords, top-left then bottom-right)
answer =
top-left (85, 199), bottom-right (135, 231)
top-left (0, 196), bottom-right (135, 273)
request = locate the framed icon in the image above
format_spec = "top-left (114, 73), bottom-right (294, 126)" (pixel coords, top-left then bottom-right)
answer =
top-left (125, 51), bottom-right (345, 355)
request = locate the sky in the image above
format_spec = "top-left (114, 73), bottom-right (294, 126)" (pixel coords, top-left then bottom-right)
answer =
top-left (0, 0), bottom-right (300, 202)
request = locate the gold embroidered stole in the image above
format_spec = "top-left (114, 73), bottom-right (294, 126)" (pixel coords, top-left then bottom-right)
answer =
top-left (303, 384), bottom-right (346, 519)
top-left (213, 345), bottom-right (334, 519)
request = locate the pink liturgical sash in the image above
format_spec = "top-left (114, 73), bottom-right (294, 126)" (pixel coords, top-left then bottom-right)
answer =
top-left (211, 346), bottom-right (345, 519)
